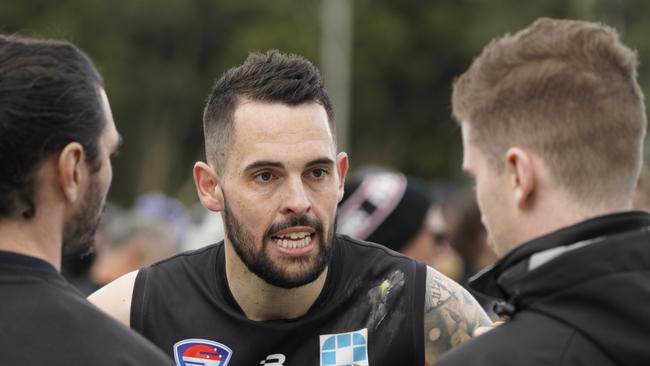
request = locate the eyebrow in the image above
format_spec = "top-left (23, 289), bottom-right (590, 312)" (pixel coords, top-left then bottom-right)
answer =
top-left (243, 157), bottom-right (335, 173)
top-left (243, 160), bottom-right (285, 173)
top-left (305, 158), bottom-right (335, 167)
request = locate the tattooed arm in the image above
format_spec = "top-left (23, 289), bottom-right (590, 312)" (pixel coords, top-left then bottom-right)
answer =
top-left (423, 266), bottom-right (492, 365)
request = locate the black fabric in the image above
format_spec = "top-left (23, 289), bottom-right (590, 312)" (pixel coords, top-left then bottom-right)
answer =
top-left (340, 173), bottom-right (432, 251)
top-left (0, 250), bottom-right (56, 272)
top-left (366, 177), bottom-right (432, 251)
top-left (436, 211), bottom-right (650, 366)
top-left (132, 235), bottom-right (426, 365)
top-left (0, 250), bottom-right (173, 365)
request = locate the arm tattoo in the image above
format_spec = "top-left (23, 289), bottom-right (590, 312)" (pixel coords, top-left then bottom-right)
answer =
top-left (423, 266), bottom-right (492, 364)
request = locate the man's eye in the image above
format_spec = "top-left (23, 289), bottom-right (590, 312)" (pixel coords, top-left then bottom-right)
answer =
top-left (311, 168), bottom-right (327, 179)
top-left (254, 172), bottom-right (275, 182)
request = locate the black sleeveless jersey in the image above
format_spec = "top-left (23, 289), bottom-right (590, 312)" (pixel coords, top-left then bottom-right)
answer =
top-left (131, 235), bottom-right (426, 366)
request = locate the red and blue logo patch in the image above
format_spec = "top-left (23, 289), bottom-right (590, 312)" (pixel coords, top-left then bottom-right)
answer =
top-left (173, 339), bottom-right (232, 366)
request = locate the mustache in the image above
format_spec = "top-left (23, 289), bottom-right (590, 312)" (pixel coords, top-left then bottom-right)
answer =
top-left (265, 215), bottom-right (322, 237)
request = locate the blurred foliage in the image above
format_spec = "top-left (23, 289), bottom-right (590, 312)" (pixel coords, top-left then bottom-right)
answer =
top-left (1, 0), bottom-right (648, 206)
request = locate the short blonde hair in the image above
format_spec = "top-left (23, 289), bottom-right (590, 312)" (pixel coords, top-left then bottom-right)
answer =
top-left (453, 18), bottom-right (646, 204)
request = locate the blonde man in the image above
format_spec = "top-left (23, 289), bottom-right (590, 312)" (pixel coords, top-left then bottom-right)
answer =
top-left (436, 18), bottom-right (649, 365)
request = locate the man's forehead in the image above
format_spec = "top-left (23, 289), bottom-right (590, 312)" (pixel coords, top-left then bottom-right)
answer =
top-left (232, 101), bottom-right (332, 142)
top-left (227, 100), bottom-right (336, 170)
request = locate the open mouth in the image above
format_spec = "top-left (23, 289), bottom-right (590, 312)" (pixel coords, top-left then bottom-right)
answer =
top-left (271, 230), bottom-right (316, 249)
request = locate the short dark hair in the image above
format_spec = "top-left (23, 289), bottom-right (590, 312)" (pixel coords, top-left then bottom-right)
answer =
top-left (0, 34), bottom-right (105, 219)
top-left (202, 50), bottom-right (335, 171)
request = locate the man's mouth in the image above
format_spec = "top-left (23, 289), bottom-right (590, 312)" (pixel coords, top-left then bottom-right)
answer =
top-left (271, 229), bottom-right (316, 249)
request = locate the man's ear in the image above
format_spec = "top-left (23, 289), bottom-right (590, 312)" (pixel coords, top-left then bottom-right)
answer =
top-left (505, 147), bottom-right (535, 209)
top-left (335, 152), bottom-right (349, 203)
top-left (57, 142), bottom-right (86, 203)
top-left (193, 161), bottom-right (224, 212)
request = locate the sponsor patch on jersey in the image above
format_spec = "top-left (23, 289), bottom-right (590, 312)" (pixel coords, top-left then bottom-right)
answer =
top-left (173, 338), bottom-right (232, 366)
top-left (260, 353), bottom-right (286, 365)
top-left (319, 328), bottom-right (369, 366)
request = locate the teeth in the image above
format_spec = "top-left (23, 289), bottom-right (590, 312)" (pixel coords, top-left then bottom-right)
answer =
top-left (277, 231), bottom-right (309, 240)
top-left (276, 234), bottom-right (312, 249)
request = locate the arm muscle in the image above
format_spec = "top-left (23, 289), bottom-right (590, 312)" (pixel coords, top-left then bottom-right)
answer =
top-left (423, 266), bottom-right (492, 364)
top-left (87, 269), bottom-right (138, 327)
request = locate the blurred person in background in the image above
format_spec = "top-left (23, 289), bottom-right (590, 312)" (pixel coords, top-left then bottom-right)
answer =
top-left (184, 205), bottom-right (225, 251)
top-left (91, 192), bottom-right (187, 285)
top-left (91, 213), bottom-right (178, 286)
top-left (0, 34), bottom-right (172, 365)
top-left (131, 191), bottom-right (192, 244)
top-left (445, 189), bottom-right (497, 286)
top-left (338, 168), bottom-right (463, 280)
top-left (436, 18), bottom-right (650, 366)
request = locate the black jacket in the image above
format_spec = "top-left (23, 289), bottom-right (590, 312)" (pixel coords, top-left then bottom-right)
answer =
top-left (0, 251), bottom-right (173, 365)
top-left (436, 211), bottom-right (650, 366)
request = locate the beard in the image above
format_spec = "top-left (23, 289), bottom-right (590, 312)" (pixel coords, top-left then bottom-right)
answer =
top-left (222, 195), bottom-right (335, 289)
top-left (61, 177), bottom-right (105, 257)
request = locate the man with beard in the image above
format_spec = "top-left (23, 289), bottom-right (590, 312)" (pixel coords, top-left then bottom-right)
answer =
top-left (0, 34), bottom-right (173, 365)
top-left (436, 18), bottom-right (650, 365)
top-left (90, 50), bottom-right (490, 365)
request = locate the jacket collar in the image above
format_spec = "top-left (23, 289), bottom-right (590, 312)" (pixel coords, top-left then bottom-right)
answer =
top-left (470, 211), bottom-right (650, 304)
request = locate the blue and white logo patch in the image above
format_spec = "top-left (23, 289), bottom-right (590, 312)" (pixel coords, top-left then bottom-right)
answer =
top-left (173, 338), bottom-right (232, 366)
top-left (319, 328), bottom-right (369, 366)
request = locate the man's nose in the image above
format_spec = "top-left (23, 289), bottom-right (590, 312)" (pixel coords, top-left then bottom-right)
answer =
top-left (280, 176), bottom-right (311, 216)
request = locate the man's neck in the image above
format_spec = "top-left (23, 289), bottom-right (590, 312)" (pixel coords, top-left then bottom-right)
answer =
top-left (0, 217), bottom-right (62, 271)
top-left (503, 193), bottom-right (634, 256)
top-left (224, 241), bottom-right (328, 321)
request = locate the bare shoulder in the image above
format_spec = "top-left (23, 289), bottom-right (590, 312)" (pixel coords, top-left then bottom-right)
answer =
top-left (87, 269), bottom-right (139, 327)
top-left (423, 265), bottom-right (492, 364)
